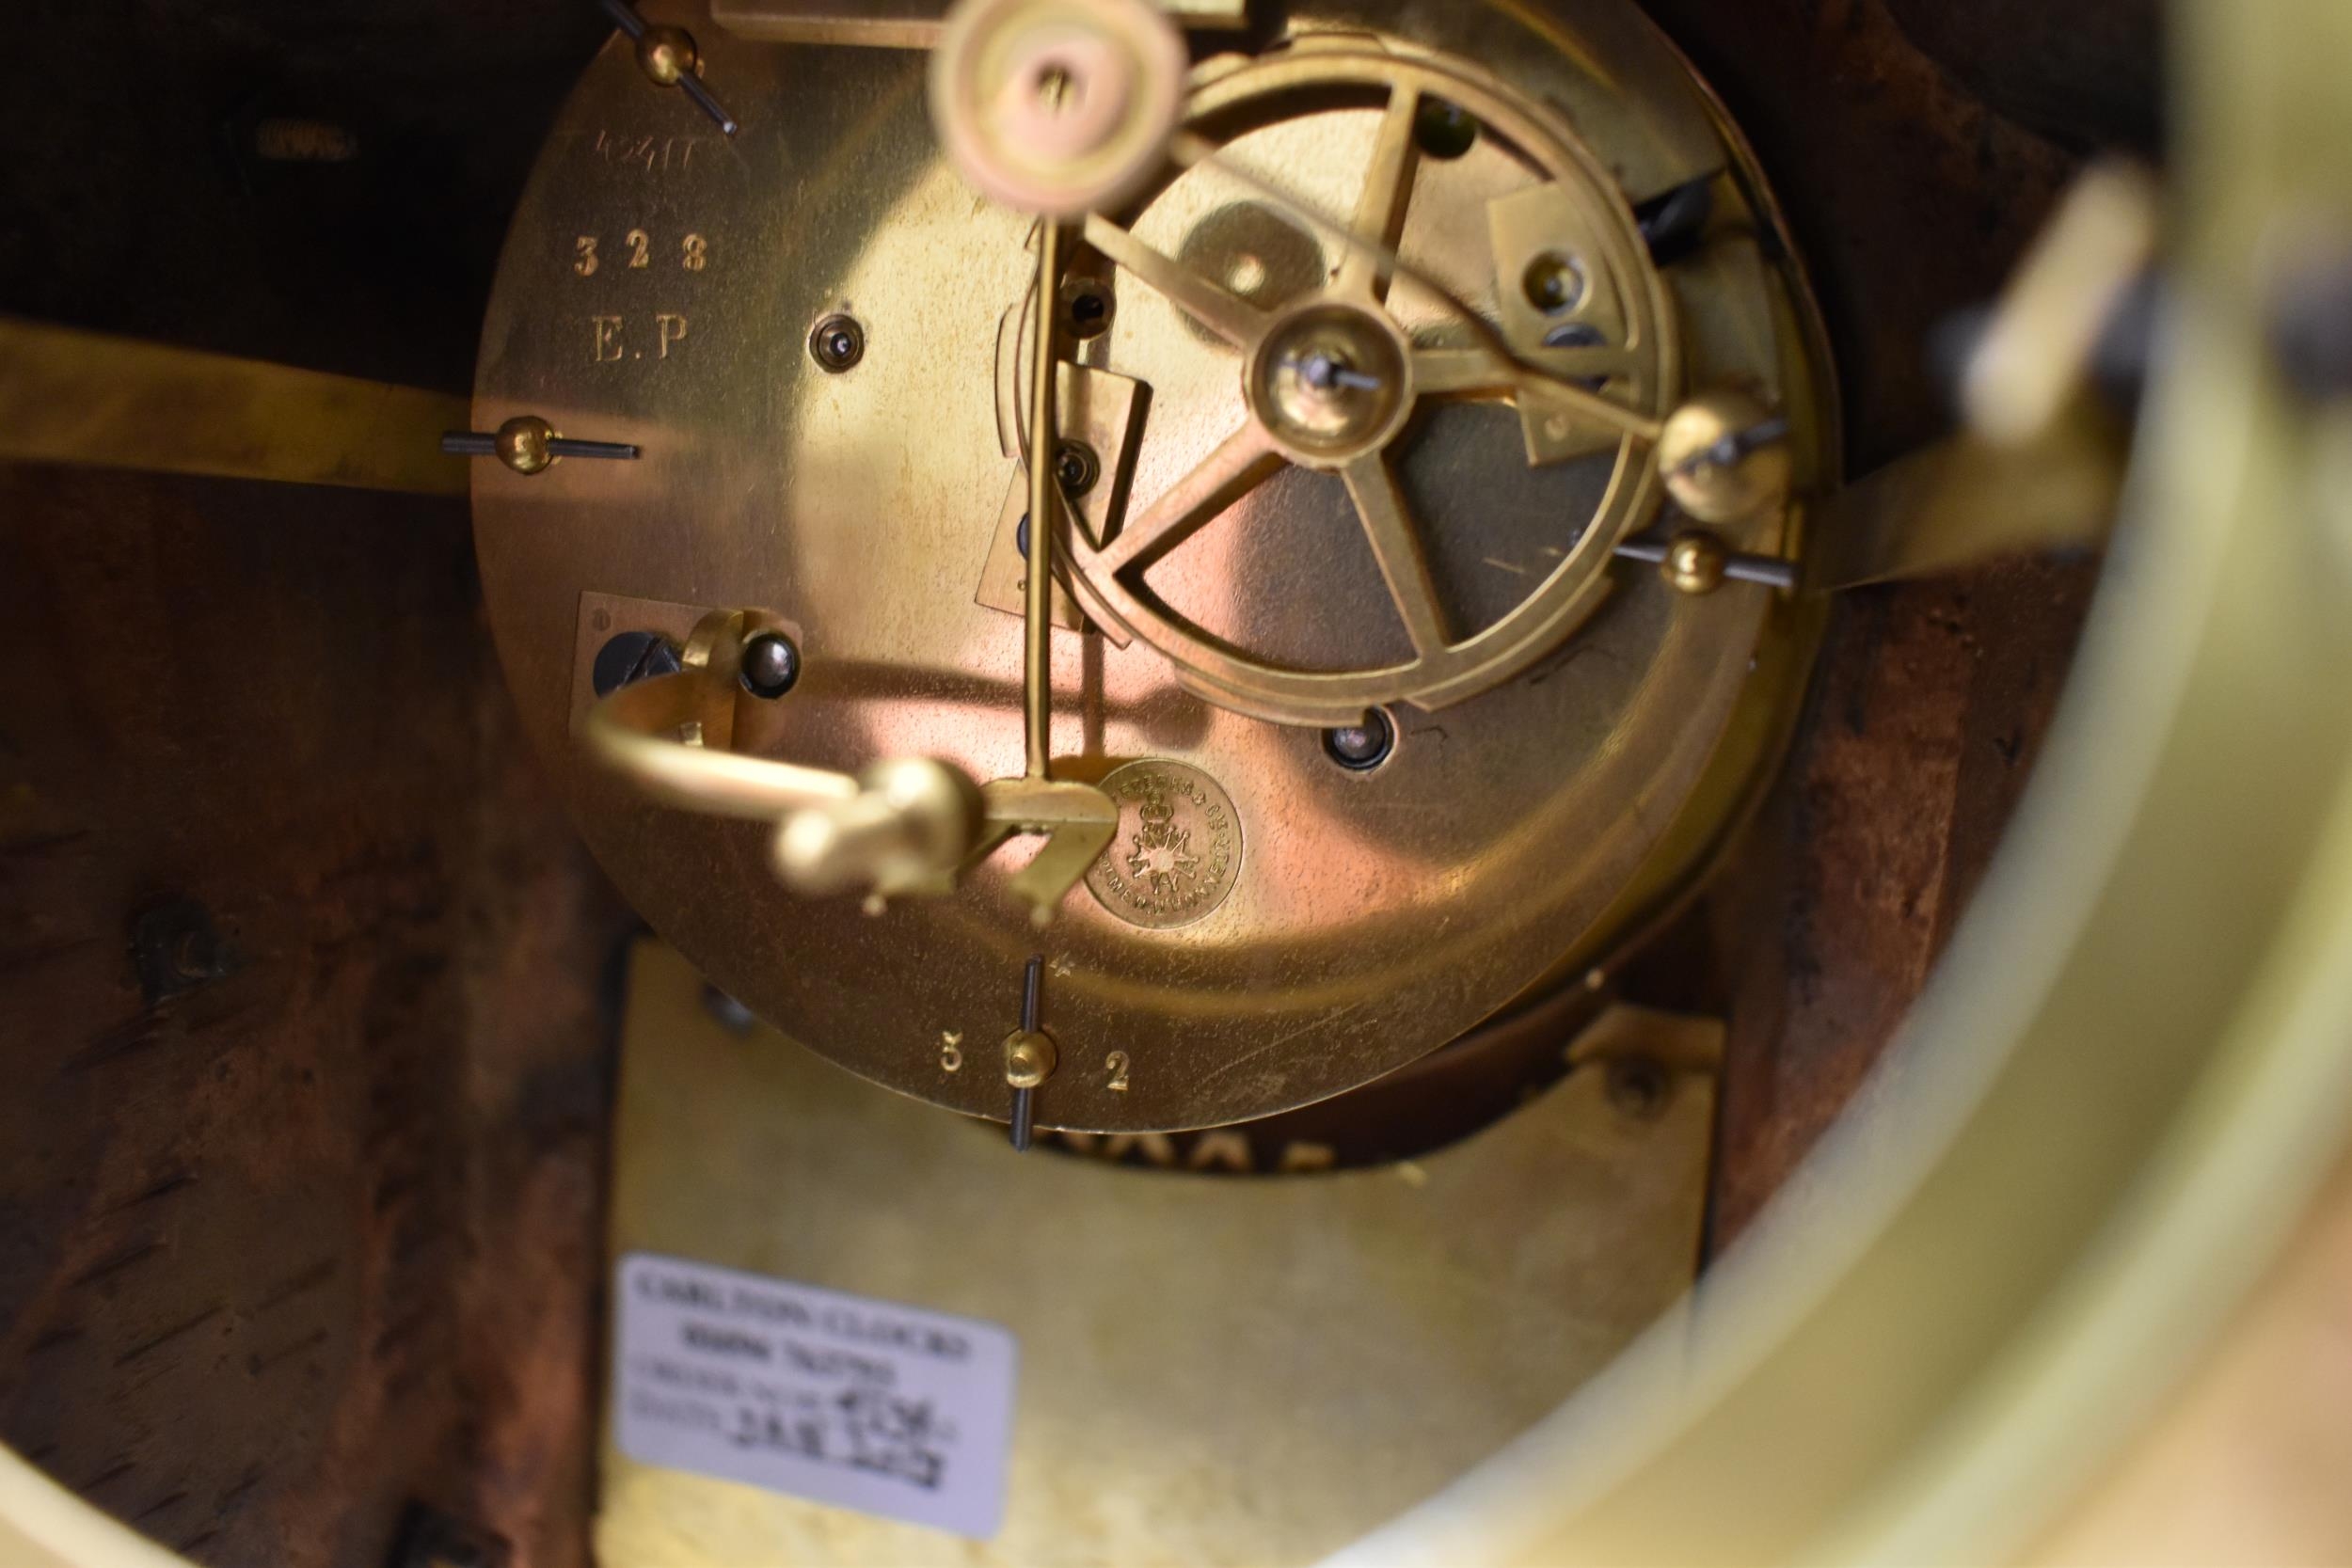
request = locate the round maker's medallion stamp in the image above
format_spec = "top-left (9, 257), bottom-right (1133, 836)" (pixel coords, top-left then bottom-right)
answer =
top-left (1084, 759), bottom-right (1243, 930)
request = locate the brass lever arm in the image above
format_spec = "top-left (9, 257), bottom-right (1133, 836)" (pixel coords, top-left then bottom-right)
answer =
top-left (580, 610), bottom-right (986, 904)
top-left (589, 665), bottom-right (862, 818)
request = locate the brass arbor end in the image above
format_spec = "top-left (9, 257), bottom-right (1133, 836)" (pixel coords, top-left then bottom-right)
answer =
top-left (442, 415), bottom-right (640, 474)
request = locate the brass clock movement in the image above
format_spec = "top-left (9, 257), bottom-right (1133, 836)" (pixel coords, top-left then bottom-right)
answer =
top-left (471, 0), bottom-right (1835, 1138)
top-left (15, 0), bottom-right (2352, 1563)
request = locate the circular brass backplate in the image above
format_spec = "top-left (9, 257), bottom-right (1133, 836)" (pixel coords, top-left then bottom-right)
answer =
top-left (469, 0), bottom-right (1835, 1132)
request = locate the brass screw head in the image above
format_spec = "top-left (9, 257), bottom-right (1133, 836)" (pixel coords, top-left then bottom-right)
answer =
top-left (1413, 96), bottom-right (1479, 161)
top-left (1054, 439), bottom-right (1100, 498)
top-left (739, 632), bottom-right (802, 699)
top-left (1003, 1028), bottom-right (1057, 1088)
top-left (810, 313), bottom-right (866, 372)
top-left (636, 25), bottom-right (699, 87)
top-left (495, 415), bottom-right (556, 475)
top-left (1323, 709), bottom-right (1396, 770)
top-left (1521, 250), bottom-right (1587, 314)
top-left (1058, 276), bottom-right (1115, 340)
top-left (1658, 388), bottom-right (1792, 524)
top-left (1661, 529), bottom-right (1729, 594)
top-left (1606, 1055), bottom-right (1671, 1118)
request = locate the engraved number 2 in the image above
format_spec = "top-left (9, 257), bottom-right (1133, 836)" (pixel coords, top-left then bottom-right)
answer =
top-left (626, 229), bottom-right (651, 269)
top-left (573, 236), bottom-right (598, 277)
top-left (1105, 1052), bottom-right (1131, 1092)
top-left (681, 233), bottom-right (707, 272)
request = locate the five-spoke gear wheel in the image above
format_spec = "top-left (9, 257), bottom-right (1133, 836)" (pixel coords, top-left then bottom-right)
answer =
top-left (1055, 46), bottom-right (1681, 727)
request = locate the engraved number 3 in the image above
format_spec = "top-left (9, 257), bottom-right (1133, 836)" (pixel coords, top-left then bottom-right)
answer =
top-left (1105, 1052), bottom-right (1131, 1092)
top-left (627, 229), bottom-right (651, 269)
top-left (573, 236), bottom-right (598, 277)
top-left (940, 1035), bottom-right (963, 1073)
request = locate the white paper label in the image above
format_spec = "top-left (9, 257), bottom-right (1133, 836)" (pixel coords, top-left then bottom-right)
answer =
top-left (612, 1252), bottom-right (1018, 1539)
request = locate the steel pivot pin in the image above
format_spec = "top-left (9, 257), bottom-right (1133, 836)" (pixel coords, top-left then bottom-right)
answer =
top-left (1003, 954), bottom-right (1057, 1151)
top-left (596, 0), bottom-right (739, 136)
top-left (441, 416), bottom-right (640, 476)
top-left (1612, 529), bottom-right (1799, 594)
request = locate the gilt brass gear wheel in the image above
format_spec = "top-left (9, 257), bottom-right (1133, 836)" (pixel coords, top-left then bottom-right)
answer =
top-left (1057, 46), bottom-right (1681, 726)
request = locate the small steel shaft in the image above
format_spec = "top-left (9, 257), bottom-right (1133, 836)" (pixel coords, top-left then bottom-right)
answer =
top-left (1613, 533), bottom-right (1798, 592)
top-left (677, 73), bottom-right (739, 137)
top-left (547, 436), bottom-right (642, 460)
top-left (1673, 414), bottom-right (1791, 479)
top-left (442, 420), bottom-right (640, 476)
top-left (445, 433), bottom-right (641, 460)
top-left (1010, 954), bottom-right (1045, 1152)
top-left (597, 0), bottom-right (738, 136)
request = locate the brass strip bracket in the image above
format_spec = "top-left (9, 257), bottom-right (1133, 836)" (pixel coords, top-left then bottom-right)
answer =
top-left (0, 317), bottom-right (471, 496)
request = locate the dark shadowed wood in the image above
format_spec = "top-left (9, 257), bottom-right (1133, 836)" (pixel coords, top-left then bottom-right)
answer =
top-left (0, 467), bottom-right (630, 1568)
